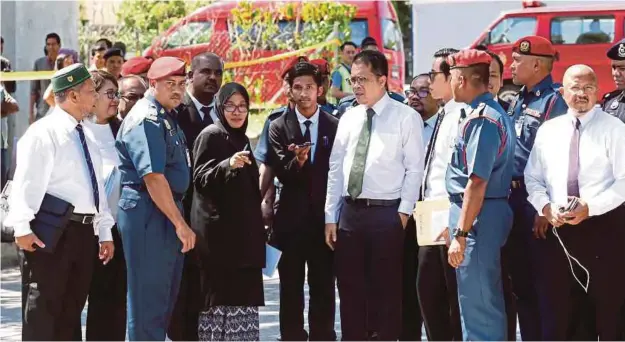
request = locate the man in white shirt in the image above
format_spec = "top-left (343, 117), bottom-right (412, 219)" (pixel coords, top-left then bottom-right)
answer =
top-left (524, 65), bottom-right (625, 340)
top-left (415, 48), bottom-right (464, 341)
top-left (325, 50), bottom-right (424, 340)
top-left (5, 64), bottom-right (115, 340)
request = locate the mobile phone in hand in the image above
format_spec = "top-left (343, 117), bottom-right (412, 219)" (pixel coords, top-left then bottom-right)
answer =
top-left (295, 142), bottom-right (314, 149)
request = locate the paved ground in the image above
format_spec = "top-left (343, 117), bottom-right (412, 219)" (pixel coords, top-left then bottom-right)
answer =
top-left (1, 267), bottom-right (521, 340)
top-left (0, 267), bottom-right (341, 341)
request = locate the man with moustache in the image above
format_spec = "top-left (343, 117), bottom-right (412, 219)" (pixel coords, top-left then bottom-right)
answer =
top-left (269, 61), bottom-right (338, 341)
top-left (400, 72), bottom-right (438, 341)
top-left (169, 52), bottom-right (223, 341)
top-left (115, 57), bottom-right (196, 340)
top-left (415, 48), bottom-right (463, 342)
top-left (505, 35), bottom-right (568, 341)
top-left (525, 65), bottom-right (625, 340)
top-left (603, 38), bottom-right (625, 122)
top-left (5, 64), bottom-right (115, 340)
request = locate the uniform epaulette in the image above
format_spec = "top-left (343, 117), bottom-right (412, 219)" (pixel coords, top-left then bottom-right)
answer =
top-left (467, 103), bottom-right (487, 119)
top-left (604, 90), bottom-right (622, 102)
top-left (145, 106), bottom-right (159, 122)
top-left (338, 95), bottom-right (356, 106)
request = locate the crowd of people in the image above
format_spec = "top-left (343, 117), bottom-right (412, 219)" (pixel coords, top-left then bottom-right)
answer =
top-left (1, 29), bottom-right (625, 342)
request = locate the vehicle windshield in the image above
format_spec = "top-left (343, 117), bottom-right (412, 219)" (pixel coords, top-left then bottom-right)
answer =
top-left (488, 16), bottom-right (537, 45)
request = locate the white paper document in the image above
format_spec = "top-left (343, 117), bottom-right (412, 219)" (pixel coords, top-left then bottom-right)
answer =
top-left (263, 244), bottom-right (282, 278)
top-left (413, 198), bottom-right (451, 246)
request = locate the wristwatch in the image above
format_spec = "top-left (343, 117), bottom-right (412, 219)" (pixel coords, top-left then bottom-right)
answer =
top-left (453, 228), bottom-right (469, 238)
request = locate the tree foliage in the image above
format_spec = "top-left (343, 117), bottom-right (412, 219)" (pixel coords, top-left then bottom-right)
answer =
top-left (115, 0), bottom-right (211, 52)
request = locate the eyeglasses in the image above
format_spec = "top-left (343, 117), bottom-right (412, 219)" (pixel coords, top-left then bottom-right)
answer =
top-left (346, 75), bottom-right (381, 86)
top-left (224, 104), bottom-right (249, 114)
top-left (102, 90), bottom-right (120, 100)
top-left (405, 89), bottom-right (430, 98)
top-left (569, 85), bottom-right (597, 95)
top-left (429, 71), bottom-right (444, 82)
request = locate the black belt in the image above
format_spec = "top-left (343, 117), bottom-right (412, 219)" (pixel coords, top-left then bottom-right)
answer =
top-left (449, 194), bottom-right (508, 203)
top-left (70, 213), bottom-right (95, 225)
top-left (511, 179), bottom-right (525, 189)
top-left (123, 184), bottom-right (185, 201)
top-left (344, 197), bottom-right (400, 207)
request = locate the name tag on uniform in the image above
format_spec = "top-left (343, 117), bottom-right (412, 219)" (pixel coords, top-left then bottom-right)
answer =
top-left (515, 119), bottom-right (523, 138)
top-left (524, 108), bottom-right (542, 118)
top-left (185, 149), bottom-right (191, 167)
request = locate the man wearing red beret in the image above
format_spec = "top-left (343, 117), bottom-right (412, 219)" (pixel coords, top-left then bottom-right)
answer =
top-left (444, 49), bottom-right (516, 341)
top-left (121, 56), bottom-right (153, 79)
top-left (115, 56), bottom-right (197, 340)
top-left (504, 35), bottom-right (568, 341)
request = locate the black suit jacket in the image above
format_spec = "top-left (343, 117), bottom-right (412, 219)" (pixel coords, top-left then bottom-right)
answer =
top-left (268, 108), bottom-right (339, 248)
top-left (177, 93), bottom-right (215, 221)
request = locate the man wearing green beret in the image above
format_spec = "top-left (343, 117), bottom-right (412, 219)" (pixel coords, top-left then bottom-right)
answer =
top-left (5, 63), bottom-right (115, 340)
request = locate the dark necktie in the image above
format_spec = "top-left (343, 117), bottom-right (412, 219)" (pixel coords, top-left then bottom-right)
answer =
top-left (567, 118), bottom-right (581, 197)
top-left (75, 123), bottom-right (100, 212)
top-left (303, 120), bottom-right (312, 162)
top-left (348, 108), bottom-right (375, 198)
top-left (201, 106), bottom-right (213, 124)
top-left (422, 108), bottom-right (446, 198)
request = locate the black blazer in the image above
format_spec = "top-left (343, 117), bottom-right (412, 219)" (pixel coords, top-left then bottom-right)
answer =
top-left (190, 124), bottom-right (266, 269)
top-left (268, 108), bottom-right (338, 247)
top-left (178, 93), bottom-right (215, 221)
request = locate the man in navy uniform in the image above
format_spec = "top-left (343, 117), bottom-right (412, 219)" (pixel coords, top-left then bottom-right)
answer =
top-left (504, 35), bottom-right (568, 341)
top-left (603, 38), bottom-right (625, 123)
top-left (116, 56), bottom-right (196, 340)
top-left (445, 49), bottom-right (515, 341)
top-left (169, 52), bottom-right (224, 341)
top-left (269, 61), bottom-right (339, 341)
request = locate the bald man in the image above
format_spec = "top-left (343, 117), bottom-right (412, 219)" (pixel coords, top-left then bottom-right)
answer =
top-left (118, 76), bottom-right (148, 119)
top-left (525, 65), bottom-right (625, 340)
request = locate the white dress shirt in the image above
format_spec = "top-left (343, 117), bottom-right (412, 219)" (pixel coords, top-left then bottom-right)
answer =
top-left (525, 107), bottom-right (625, 217)
top-left (423, 100), bottom-right (469, 200)
top-left (188, 91), bottom-right (218, 123)
top-left (422, 113), bottom-right (438, 146)
top-left (84, 120), bottom-right (121, 222)
top-left (4, 108), bottom-right (114, 241)
top-left (325, 93), bottom-right (425, 223)
top-left (295, 106), bottom-right (320, 162)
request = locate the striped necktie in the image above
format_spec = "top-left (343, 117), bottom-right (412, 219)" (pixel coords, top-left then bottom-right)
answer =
top-left (75, 123), bottom-right (100, 212)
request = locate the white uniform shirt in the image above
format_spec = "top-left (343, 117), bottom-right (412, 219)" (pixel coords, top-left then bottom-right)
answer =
top-left (524, 107), bottom-right (625, 216)
top-left (188, 91), bottom-right (218, 123)
top-left (423, 100), bottom-right (469, 200)
top-left (84, 120), bottom-right (121, 222)
top-left (4, 108), bottom-right (114, 241)
top-left (325, 93), bottom-right (425, 223)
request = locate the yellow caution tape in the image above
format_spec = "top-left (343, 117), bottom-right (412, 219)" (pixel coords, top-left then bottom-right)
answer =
top-left (0, 39), bottom-right (341, 82)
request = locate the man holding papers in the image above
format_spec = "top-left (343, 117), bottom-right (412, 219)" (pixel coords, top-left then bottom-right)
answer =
top-left (414, 48), bottom-right (464, 341)
top-left (444, 49), bottom-right (515, 341)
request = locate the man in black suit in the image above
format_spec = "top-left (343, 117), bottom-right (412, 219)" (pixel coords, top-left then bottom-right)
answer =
top-left (269, 62), bottom-right (339, 341)
top-left (169, 52), bottom-right (223, 341)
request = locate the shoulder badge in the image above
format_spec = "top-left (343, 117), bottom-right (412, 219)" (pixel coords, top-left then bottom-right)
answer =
top-left (145, 107), bottom-right (159, 122)
top-left (163, 119), bottom-right (171, 130)
top-left (467, 103), bottom-right (486, 119)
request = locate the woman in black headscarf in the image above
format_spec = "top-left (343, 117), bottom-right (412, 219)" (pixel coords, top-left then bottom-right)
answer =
top-left (191, 82), bottom-right (266, 341)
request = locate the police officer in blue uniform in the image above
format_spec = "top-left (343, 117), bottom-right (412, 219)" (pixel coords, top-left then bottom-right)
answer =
top-left (444, 49), bottom-right (515, 341)
top-left (115, 56), bottom-right (196, 341)
top-left (504, 35), bottom-right (568, 341)
top-left (603, 38), bottom-right (625, 123)
top-left (334, 90), bottom-right (407, 118)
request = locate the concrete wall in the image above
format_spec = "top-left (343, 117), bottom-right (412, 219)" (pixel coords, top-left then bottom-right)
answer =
top-left (1, 0), bottom-right (79, 148)
top-left (410, 0), bottom-right (622, 75)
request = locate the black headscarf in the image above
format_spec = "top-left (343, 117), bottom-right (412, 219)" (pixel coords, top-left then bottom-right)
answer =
top-left (214, 82), bottom-right (250, 150)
